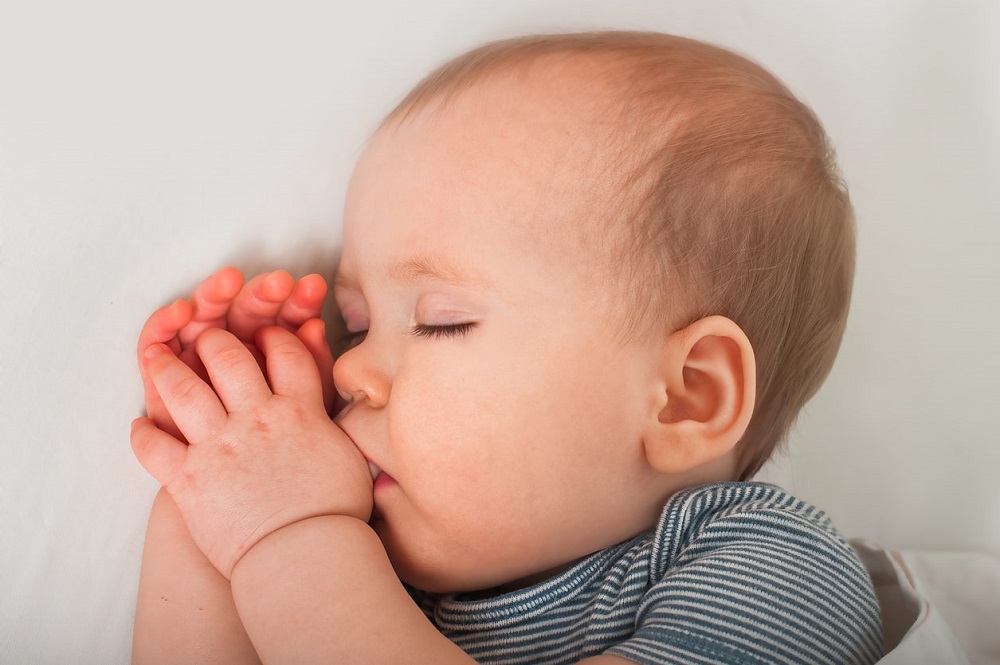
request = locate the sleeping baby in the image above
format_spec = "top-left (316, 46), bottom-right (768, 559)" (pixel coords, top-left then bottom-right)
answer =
top-left (130, 31), bottom-right (882, 664)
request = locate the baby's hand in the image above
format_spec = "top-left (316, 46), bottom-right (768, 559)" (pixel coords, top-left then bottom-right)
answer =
top-left (131, 326), bottom-right (373, 579)
top-left (138, 267), bottom-right (336, 439)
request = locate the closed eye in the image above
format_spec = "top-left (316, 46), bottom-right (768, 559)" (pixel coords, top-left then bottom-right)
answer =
top-left (340, 330), bottom-right (367, 351)
top-left (408, 322), bottom-right (477, 339)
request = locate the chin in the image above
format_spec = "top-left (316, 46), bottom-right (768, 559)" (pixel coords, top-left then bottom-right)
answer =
top-left (373, 517), bottom-right (571, 596)
top-left (375, 529), bottom-right (520, 595)
top-left (372, 521), bottom-right (457, 593)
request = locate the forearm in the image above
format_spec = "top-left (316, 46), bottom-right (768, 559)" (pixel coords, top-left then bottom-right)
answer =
top-left (133, 488), bottom-right (261, 665)
top-left (231, 515), bottom-right (473, 664)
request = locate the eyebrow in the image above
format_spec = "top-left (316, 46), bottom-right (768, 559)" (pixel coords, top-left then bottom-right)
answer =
top-left (387, 254), bottom-right (493, 290)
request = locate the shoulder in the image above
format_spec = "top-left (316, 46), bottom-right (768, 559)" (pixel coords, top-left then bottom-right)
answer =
top-left (652, 482), bottom-right (878, 608)
top-left (609, 482), bottom-right (883, 664)
top-left (651, 482), bottom-right (858, 574)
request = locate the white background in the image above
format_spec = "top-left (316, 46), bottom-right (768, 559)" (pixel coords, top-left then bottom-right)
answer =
top-left (2, 1), bottom-right (998, 662)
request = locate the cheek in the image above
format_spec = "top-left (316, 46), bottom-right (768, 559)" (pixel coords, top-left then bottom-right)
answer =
top-left (508, 337), bottom-right (635, 440)
top-left (388, 353), bottom-right (507, 467)
top-left (380, 338), bottom-right (648, 588)
top-left (392, 336), bottom-right (633, 477)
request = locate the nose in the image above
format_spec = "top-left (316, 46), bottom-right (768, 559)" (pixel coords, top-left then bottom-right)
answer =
top-left (332, 339), bottom-right (391, 410)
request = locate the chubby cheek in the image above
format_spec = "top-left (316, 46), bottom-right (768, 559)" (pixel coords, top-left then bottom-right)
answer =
top-left (394, 332), bottom-right (632, 494)
top-left (389, 357), bottom-right (513, 502)
top-left (382, 338), bottom-right (635, 589)
top-left (381, 354), bottom-right (538, 553)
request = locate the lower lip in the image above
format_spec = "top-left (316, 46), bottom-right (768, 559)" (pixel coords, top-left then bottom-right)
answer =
top-left (373, 472), bottom-right (396, 493)
top-left (370, 473), bottom-right (395, 524)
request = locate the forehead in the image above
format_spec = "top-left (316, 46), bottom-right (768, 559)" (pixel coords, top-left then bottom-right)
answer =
top-left (338, 64), bottom-right (625, 280)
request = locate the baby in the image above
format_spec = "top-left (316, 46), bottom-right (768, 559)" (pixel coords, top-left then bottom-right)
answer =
top-left (131, 32), bottom-right (883, 664)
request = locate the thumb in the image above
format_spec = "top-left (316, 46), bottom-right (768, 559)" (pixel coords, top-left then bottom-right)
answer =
top-left (130, 417), bottom-right (188, 490)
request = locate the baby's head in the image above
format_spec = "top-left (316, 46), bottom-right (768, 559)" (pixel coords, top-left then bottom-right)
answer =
top-left (332, 32), bottom-right (854, 593)
top-left (386, 31), bottom-right (855, 480)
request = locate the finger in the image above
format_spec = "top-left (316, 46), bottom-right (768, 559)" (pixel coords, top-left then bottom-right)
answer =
top-left (138, 299), bottom-right (192, 368)
top-left (131, 417), bottom-right (188, 489)
top-left (178, 347), bottom-right (210, 385)
top-left (296, 318), bottom-right (336, 414)
top-left (177, 267), bottom-right (245, 347)
top-left (256, 326), bottom-right (323, 403)
top-left (276, 274), bottom-right (328, 331)
top-left (138, 300), bottom-right (193, 434)
top-left (145, 343), bottom-right (228, 440)
top-left (227, 271), bottom-right (295, 342)
top-left (142, 373), bottom-right (185, 441)
top-left (196, 328), bottom-right (273, 410)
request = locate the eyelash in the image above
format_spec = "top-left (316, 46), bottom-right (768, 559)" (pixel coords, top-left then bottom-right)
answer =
top-left (408, 322), bottom-right (477, 339)
top-left (340, 322), bottom-right (476, 348)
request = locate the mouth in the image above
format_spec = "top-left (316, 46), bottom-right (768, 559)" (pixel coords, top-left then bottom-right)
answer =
top-left (369, 468), bottom-right (395, 525)
top-left (372, 468), bottom-right (396, 491)
top-left (365, 458), bottom-right (396, 490)
top-left (335, 421), bottom-right (391, 523)
top-left (335, 421), bottom-right (383, 484)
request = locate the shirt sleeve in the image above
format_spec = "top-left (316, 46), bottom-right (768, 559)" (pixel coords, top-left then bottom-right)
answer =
top-left (604, 485), bottom-right (883, 665)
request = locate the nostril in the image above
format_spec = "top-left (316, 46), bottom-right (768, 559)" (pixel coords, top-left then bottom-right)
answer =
top-left (338, 387), bottom-right (355, 404)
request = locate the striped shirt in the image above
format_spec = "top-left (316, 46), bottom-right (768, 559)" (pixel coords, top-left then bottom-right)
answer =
top-left (413, 482), bottom-right (883, 664)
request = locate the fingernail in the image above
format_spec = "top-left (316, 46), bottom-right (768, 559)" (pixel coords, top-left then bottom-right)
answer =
top-left (144, 344), bottom-right (168, 360)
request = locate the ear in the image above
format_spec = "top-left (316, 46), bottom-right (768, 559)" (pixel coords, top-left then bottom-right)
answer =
top-left (642, 315), bottom-right (756, 475)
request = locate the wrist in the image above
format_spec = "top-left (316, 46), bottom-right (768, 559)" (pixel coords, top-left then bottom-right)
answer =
top-left (230, 514), bottom-right (374, 582)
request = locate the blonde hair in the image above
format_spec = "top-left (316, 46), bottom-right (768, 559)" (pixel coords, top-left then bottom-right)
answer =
top-left (385, 32), bottom-right (856, 479)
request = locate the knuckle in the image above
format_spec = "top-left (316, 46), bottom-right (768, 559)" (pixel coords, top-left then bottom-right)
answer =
top-left (169, 375), bottom-right (203, 404)
top-left (251, 409), bottom-right (272, 434)
top-left (216, 434), bottom-right (239, 456)
top-left (270, 342), bottom-right (301, 362)
top-left (213, 345), bottom-right (247, 370)
top-left (168, 469), bottom-right (195, 495)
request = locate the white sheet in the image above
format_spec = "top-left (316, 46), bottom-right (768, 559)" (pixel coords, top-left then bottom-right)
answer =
top-left (855, 540), bottom-right (1000, 664)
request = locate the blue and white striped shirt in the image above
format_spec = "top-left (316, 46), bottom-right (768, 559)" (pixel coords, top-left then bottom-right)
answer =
top-left (414, 482), bottom-right (882, 664)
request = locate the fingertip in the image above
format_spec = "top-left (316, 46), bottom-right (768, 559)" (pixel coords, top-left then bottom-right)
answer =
top-left (216, 266), bottom-right (245, 298)
top-left (254, 323), bottom-right (290, 346)
top-left (176, 297), bottom-right (195, 317)
top-left (143, 342), bottom-right (171, 361)
top-left (297, 317), bottom-right (327, 344)
top-left (130, 416), bottom-right (159, 440)
top-left (151, 299), bottom-right (191, 327)
top-left (258, 270), bottom-right (295, 301)
top-left (256, 325), bottom-right (310, 360)
top-left (196, 266), bottom-right (243, 307)
top-left (296, 273), bottom-right (329, 301)
top-left (129, 417), bottom-right (153, 454)
top-left (195, 325), bottom-right (234, 348)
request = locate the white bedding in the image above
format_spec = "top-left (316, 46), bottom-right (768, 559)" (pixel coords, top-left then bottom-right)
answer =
top-left (856, 541), bottom-right (1000, 664)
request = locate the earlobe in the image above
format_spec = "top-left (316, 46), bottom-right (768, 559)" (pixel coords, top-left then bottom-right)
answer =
top-left (643, 316), bottom-right (756, 475)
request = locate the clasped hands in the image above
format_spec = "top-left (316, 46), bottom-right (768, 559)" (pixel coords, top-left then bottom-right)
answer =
top-left (131, 267), bottom-right (372, 579)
